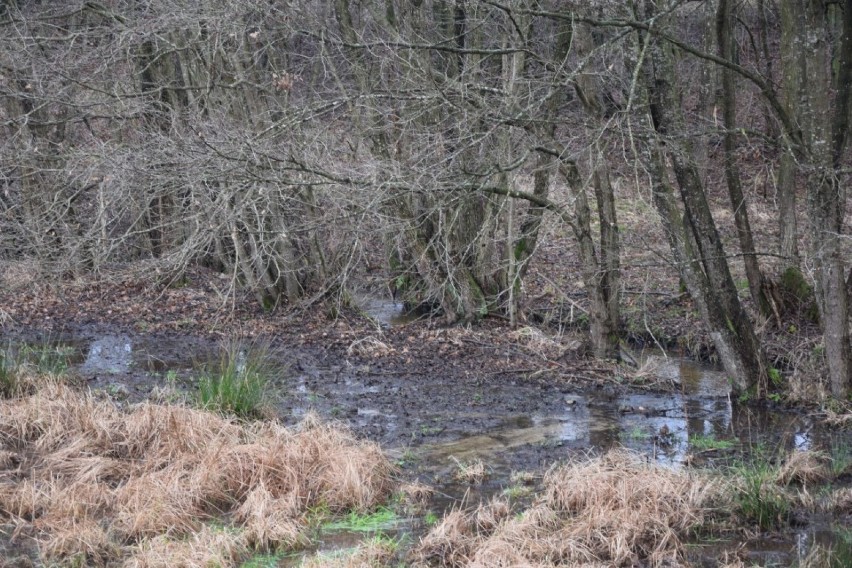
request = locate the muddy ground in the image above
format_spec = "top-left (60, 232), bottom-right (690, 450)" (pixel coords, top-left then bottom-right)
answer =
top-left (0, 282), bottom-right (839, 480)
top-left (1, 273), bottom-right (850, 566)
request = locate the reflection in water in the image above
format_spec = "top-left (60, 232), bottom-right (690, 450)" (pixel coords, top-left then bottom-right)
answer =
top-left (81, 335), bottom-right (133, 374)
top-left (359, 296), bottom-right (421, 328)
top-left (644, 352), bottom-right (730, 396)
top-left (420, 365), bottom-right (820, 475)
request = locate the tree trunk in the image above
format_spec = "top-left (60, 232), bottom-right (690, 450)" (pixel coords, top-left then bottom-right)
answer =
top-left (560, 162), bottom-right (618, 359)
top-left (777, 0), bottom-right (802, 267)
top-left (716, 0), bottom-right (768, 315)
top-left (573, 22), bottom-right (621, 358)
top-left (802, 0), bottom-right (851, 398)
top-left (637, 0), bottom-right (768, 395)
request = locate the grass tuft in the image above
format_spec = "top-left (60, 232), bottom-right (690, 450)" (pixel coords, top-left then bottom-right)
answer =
top-left (414, 449), bottom-right (722, 567)
top-left (451, 457), bottom-right (488, 484)
top-left (729, 456), bottom-right (791, 530)
top-left (197, 341), bottom-right (278, 419)
top-left (1, 341), bottom-right (72, 398)
top-left (322, 507), bottom-right (400, 533)
top-left (775, 450), bottom-right (830, 486)
top-left (300, 534), bottom-right (400, 568)
top-left (689, 433), bottom-right (736, 451)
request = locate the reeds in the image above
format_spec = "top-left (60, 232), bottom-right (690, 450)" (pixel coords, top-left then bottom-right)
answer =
top-left (0, 377), bottom-right (395, 566)
top-left (412, 450), bottom-right (723, 567)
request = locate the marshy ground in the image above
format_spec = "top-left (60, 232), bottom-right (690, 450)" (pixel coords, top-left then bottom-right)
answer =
top-left (0, 309), bottom-right (849, 566)
top-left (0, 193), bottom-right (850, 565)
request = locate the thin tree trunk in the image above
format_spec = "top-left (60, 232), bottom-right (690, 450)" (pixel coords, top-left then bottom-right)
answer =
top-left (716, 0), bottom-right (768, 315)
top-left (574, 22), bottom-right (621, 354)
top-left (560, 162), bottom-right (617, 359)
top-left (638, 0), bottom-right (768, 395)
top-left (778, 0), bottom-right (802, 267)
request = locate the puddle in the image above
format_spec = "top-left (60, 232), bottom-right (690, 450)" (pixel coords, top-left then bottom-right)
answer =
top-left (358, 294), bottom-right (421, 327)
top-left (4, 328), bottom-right (849, 566)
top-left (80, 334), bottom-right (133, 374)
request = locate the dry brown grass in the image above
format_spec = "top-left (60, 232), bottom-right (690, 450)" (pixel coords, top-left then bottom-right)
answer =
top-left (412, 450), bottom-right (724, 568)
top-left (509, 327), bottom-right (582, 360)
top-left (0, 376), bottom-right (395, 566)
top-left (300, 536), bottom-right (399, 568)
top-left (122, 524), bottom-right (248, 568)
top-left (825, 487), bottom-right (852, 515)
top-left (775, 450), bottom-right (830, 486)
top-left (451, 458), bottom-right (487, 485)
top-left (399, 481), bottom-right (434, 506)
top-left (347, 336), bottom-right (395, 358)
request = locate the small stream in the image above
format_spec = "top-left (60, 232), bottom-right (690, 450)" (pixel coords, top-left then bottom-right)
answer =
top-left (5, 318), bottom-right (850, 566)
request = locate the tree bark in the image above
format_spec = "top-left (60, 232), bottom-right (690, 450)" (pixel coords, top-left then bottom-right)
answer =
top-left (777, 0), bottom-right (802, 267)
top-left (573, 22), bottom-right (621, 358)
top-left (637, 0), bottom-right (768, 395)
top-left (716, 0), bottom-right (768, 316)
top-left (802, 0), bottom-right (851, 398)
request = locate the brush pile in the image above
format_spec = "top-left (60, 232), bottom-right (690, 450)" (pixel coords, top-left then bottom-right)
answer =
top-left (413, 450), bottom-right (724, 567)
top-left (0, 377), bottom-right (395, 566)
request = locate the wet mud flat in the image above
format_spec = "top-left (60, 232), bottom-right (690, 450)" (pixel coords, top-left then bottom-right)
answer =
top-left (2, 322), bottom-right (850, 566)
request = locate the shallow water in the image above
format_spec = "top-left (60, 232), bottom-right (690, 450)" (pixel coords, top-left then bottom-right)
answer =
top-left (6, 326), bottom-right (850, 566)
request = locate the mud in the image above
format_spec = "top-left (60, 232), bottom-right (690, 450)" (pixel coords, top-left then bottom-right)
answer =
top-left (3, 301), bottom-right (850, 566)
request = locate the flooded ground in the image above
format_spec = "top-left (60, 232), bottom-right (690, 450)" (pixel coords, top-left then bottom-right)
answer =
top-left (4, 316), bottom-right (850, 566)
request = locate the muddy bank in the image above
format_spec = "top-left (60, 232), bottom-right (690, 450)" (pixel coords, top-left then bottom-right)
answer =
top-left (3, 311), bottom-right (850, 566)
top-left (5, 322), bottom-right (839, 475)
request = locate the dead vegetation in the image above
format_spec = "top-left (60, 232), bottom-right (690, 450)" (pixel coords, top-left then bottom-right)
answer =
top-left (300, 536), bottom-right (399, 568)
top-left (775, 450), bottom-right (831, 487)
top-left (0, 375), bottom-right (395, 566)
top-left (413, 450), bottom-right (724, 567)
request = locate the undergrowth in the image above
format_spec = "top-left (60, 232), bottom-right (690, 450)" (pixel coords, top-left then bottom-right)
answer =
top-left (689, 433), bottom-right (736, 451)
top-left (1, 340), bottom-right (72, 398)
top-left (321, 507), bottom-right (400, 533)
top-left (730, 457), bottom-right (791, 530)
